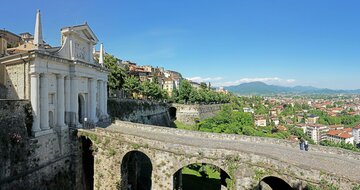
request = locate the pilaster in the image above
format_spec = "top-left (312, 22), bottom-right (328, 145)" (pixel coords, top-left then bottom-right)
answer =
top-left (65, 76), bottom-right (71, 124)
top-left (70, 75), bottom-right (79, 126)
top-left (56, 74), bottom-right (66, 128)
top-left (40, 73), bottom-right (50, 130)
top-left (98, 80), bottom-right (104, 117)
top-left (104, 81), bottom-right (108, 116)
top-left (30, 72), bottom-right (41, 133)
top-left (89, 78), bottom-right (98, 122)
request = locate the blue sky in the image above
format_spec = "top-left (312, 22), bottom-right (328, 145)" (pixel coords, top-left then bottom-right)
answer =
top-left (2, 0), bottom-right (360, 89)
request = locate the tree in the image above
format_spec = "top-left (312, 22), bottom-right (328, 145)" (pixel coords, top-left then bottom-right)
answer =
top-left (178, 80), bottom-right (193, 103)
top-left (141, 80), bottom-right (167, 100)
top-left (123, 76), bottom-right (142, 98)
top-left (104, 54), bottom-right (127, 91)
top-left (200, 82), bottom-right (207, 90)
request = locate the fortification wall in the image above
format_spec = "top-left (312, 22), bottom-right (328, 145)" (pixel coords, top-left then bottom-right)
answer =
top-left (0, 100), bottom-right (76, 190)
top-left (173, 103), bottom-right (223, 124)
top-left (108, 98), bottom-right (171, 127)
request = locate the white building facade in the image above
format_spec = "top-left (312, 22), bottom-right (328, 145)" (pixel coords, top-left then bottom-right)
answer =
top-left (306, 125), bottom-right (329, 144)
top-left (327, 129), bottom-right (354, 145)
top-left (0, 10), bottom-right (108, 136)
top-left (353, 125), bottom-right (360, 145)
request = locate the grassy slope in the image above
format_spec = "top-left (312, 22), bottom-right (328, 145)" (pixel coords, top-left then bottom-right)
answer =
top-left (181, 166), bottom-right (221, 190)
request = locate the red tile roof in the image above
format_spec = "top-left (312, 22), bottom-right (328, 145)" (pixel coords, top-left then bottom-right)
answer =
top-left (327, 129), bottom-right (353, 139)
top-left (354, 124), bottom-right (360, 129)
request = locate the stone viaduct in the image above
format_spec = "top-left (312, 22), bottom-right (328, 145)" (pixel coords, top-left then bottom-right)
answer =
top-left (78, 120), bottom-right (360, 190)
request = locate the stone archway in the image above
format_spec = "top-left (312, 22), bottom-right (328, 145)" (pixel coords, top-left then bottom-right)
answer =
top-left (169, 107), bottom-right (177, 121)
top-left (120, 151), bottom-right (152, 190)
top-left (258, 176), bottom-right (292, 190)
top-left (173, 163), bottom-right (231, 190)
top-left (78, 94), bottom-right (86, 124)
top-left (81, 136), bottom-right (94, 190)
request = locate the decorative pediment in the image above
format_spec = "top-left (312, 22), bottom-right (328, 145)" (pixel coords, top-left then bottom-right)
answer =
top-left (56, 23), bottom-right (99, 64)
top-left (61, 23), bottom-right (98, 44)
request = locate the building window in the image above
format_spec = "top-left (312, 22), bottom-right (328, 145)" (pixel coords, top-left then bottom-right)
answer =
top-left (49, 93), bottom-right (55, 104)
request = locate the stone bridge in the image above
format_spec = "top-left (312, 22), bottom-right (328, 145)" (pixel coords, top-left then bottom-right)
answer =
top-left (78, 120), bottom-right (360, 190)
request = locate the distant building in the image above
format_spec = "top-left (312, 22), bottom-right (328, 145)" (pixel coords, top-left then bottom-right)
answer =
top-left (327, 128), bottom-right (354, 144)
top-left (271, 117), bottom-right (280, 126)
top-left (306, 124), bottom-right (329, 144)
top-left (0, 37), bottom-right (7, 56)
top-left (269, 109), bottom-right (277, 116)
top-left (216, 87), bottom-right (228, 94)
top-left (190, 81), bottom-right (201, 89)
top-left (255, 116), bottom-right (267, 127)
top-left (243, 107), bottom-right (254, 114)
top-left (0, 29), bottom-right (22, 48)
top-left (164, 70), bottom-right (182, 89)
top-left (296, 113), bottom-right (305, 123)
top-left (163, 78), bottom-right (176, 96)
top-left (353, 125), bottom-right (360, 145)
top-left (306, 114), bottom-right (319, 124)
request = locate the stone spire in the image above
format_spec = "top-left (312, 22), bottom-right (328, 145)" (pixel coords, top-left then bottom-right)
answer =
top-left (99, 43), bottom-right (104, 66)
top-left (34, 9), bottom-right (44, 49)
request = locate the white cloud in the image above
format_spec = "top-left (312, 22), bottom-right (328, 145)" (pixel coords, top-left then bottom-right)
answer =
top-left (211, 77), bottom-right (296, 87)
top-left (186, 76), bottom-right (223, 83)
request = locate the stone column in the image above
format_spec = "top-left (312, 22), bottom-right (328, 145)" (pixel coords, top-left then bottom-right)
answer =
top-left (89, 78), bottom-right (97, 122)
top-left (40, 73), bottom-right (50, 130)
top-left (30, 72), bottom-right (41, 133)
top-left (56, 74), bottom-right (66, 128)
top-left (65, 76), bottom-right (71, 124)
top-left (70, 75), bottom-right (79, 126)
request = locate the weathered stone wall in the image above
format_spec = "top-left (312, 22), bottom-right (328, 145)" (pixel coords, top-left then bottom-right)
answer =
top-left (173, 103), bottom-right (223, 124)
top-left (2, 62), bottom-right (30, 100)
top-left (78, 120), bottom-right (360, 190)
top-left (0, 100), bottom-right (76, 190)
top-left (108, 98), bottom-right (171, 127)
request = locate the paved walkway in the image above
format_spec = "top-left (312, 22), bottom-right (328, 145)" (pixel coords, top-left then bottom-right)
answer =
top-left (105, 123), bottom-right (360, 182)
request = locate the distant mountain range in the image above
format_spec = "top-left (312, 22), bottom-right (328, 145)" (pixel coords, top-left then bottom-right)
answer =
top-left (224, 82), bottom-right (360, 95)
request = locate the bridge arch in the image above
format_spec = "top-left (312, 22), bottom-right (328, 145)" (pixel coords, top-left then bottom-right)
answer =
top-left (169, 107), bottom-right (177, 121)
top-left (258, 176), bottom-right (293, 190)
top-left (120, 150), bottom-right (152, 190)
top-left (173, 162), bottom-right (231, 190)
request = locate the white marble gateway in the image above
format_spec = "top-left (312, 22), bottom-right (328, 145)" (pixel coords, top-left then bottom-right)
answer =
top-left (0, 10), bottom-right (108, 136)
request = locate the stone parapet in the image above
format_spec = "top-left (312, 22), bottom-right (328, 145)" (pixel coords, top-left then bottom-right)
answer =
top-left (172, 103), bottom-right (224, 124)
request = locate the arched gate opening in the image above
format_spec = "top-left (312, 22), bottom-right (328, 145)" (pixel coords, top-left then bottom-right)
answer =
top-left (78, 94), bottom-right (86, 124)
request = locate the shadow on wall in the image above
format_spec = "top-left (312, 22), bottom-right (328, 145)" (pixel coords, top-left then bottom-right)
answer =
top-left (80, 136), bottom-right (94, 190)
top-left (0, 84), bottom-right (7, 99)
